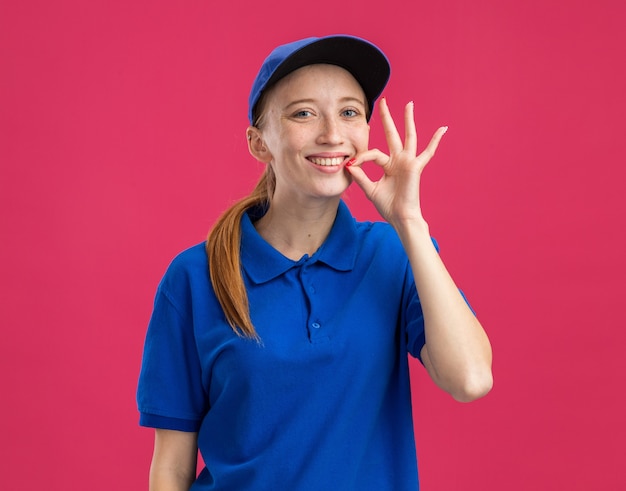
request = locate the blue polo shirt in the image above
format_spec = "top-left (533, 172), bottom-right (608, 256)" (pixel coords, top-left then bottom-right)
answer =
top-left (137, 201), bottom-right (429, 490)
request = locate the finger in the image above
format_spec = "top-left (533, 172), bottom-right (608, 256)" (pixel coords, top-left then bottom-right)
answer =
top-left (404, 101), bottom-right (417, 155)
top-left (379, 98), bottom-right (403, 154)
top-left (345, 163), bottom-right (376, 198)
top-left (350, 148), bottom-right (390, 170)
top-left (417, 126), bottom-right (448, 168)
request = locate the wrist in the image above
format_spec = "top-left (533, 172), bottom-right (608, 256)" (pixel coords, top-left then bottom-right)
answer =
top-left (392, 216), bottom-right (430, 240)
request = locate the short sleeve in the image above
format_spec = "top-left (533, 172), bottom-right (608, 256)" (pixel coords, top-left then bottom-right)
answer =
top-left (136, 282), bottom-right (208, 432)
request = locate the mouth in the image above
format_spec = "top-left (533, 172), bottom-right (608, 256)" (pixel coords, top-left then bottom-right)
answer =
top-left (307, 156), bottom-right (349, 167)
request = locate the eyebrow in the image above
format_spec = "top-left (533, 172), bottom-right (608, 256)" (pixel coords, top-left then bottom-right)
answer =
top-left (283, 97), bottom-right (366, 111)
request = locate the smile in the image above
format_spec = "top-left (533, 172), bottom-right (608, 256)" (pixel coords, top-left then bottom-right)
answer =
top-left (307, 157), bottom-right (346, 167)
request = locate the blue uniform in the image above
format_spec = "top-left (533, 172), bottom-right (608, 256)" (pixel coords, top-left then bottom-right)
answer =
top-left (137, 201), bottom-right (430, 490)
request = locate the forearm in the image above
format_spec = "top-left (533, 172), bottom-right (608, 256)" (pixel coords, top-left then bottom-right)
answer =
top-left (149, 429), bottom-right (198, 491)
top-left (149, 466), bottom-right (196, 491)
top-left (397, 219), bottom-right (493, 402)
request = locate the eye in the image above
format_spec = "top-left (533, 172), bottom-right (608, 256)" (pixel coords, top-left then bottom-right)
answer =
top-left (293, 109), bottom-right (313, 118)
top-left (341, 108), bottom-right (359, 118)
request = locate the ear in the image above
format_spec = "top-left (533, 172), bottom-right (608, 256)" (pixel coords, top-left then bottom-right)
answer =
top-left (246, 126), bottom-right (272, 163)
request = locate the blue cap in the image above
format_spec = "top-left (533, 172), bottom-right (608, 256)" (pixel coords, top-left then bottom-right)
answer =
top-left (248, 35), bottom-right (391, 124)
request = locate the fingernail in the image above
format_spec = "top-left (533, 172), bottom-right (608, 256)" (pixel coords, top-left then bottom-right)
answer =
top-left (442, 126), bottom-right (449, 133)
top-left (345, 158), bottom-right (356, 167)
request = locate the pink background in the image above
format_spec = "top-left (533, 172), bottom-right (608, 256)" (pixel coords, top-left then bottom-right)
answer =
top-left (2, 1), bottom-right (625, 489)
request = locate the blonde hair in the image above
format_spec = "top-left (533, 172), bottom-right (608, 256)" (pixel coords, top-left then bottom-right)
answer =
top-left (206, 166), bottom-right (275, 339)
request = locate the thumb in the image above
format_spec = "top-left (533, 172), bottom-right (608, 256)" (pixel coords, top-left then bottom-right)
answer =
top-left (346, 163), bottom-right (376, 198)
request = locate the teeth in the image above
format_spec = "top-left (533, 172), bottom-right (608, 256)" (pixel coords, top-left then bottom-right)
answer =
top-left (309, 157), bottom-right (344, 166)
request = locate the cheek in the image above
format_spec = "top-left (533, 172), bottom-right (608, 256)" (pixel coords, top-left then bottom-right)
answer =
top-left (352, 126), bottom-right (370, 151)
top-left (276, 128), bottom-right (310, 154)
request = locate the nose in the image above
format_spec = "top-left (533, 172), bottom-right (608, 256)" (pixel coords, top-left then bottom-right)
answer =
top-left (316, 115), bottom-right (343, 145)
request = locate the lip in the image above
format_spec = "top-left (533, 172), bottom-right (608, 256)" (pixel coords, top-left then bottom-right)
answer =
top-left (306, 153), bottom-right (352, 173)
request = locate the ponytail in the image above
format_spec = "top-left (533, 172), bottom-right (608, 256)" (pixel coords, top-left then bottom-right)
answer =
top-left (206, 166), bottom-right (275, 339)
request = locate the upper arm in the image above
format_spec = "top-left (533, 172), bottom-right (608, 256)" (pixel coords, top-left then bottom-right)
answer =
top-left (419, 344), bottom-right (438, 385)
top-left (149, 429), bottom-right (198, 491)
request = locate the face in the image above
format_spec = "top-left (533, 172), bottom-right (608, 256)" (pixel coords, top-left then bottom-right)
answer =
top-left (251, 64), bottom-right (370, 205)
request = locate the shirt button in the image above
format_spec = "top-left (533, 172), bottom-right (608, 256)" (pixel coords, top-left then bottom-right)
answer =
top-left (311, 322), bottom-right (321, 329)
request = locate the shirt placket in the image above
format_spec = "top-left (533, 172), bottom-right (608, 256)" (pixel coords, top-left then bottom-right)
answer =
top-left (299, 261), bottom-right (329, 344)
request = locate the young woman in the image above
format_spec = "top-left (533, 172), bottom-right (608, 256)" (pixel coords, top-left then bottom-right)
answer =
top-left (137, 35), bottom-right (492, 491)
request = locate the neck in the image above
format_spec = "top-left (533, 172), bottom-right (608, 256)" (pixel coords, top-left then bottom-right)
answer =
top-left (254, 197), bottom-right (340, 260)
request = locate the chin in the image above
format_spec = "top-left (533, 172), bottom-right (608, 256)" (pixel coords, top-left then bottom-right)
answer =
top-left (314, 178), bottom-right (351, 199)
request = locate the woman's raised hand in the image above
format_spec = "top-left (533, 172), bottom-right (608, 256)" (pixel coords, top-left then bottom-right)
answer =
top-left (346, 98), bottom-right (447, 230)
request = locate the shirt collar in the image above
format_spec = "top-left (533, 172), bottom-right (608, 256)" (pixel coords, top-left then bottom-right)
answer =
top-left (241, 200), bottom-right (358, 284)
